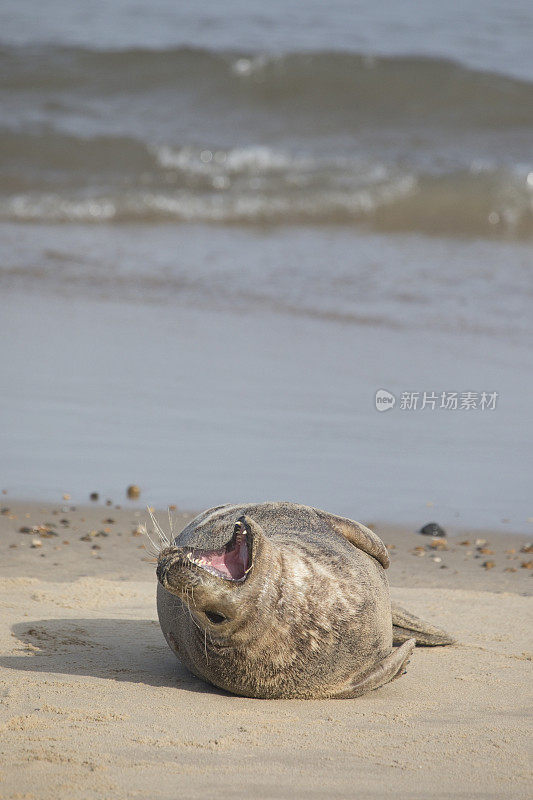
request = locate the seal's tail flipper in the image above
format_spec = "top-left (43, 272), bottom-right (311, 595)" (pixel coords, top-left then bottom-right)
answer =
top-left (329, 638), bottom-right (416, 698)
top-left (392, 602), bottom-right (455, 646)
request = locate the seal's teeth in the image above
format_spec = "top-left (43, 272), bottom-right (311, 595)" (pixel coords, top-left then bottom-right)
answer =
top-left (187, 554), bottom-right (210, 568)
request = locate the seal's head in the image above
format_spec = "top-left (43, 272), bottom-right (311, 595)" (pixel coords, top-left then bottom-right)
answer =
top-left (156, 515), bottom-right (262, 636)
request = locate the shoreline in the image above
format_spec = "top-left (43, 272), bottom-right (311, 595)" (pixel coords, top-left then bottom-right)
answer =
top-left (1, 500), bottom-right (531, 593)
top-left (2, 265), bottom-right (532, 538)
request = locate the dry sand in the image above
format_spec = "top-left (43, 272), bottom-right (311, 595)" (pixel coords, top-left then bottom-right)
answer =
top-left (0, 500), bottom-right (531, 799)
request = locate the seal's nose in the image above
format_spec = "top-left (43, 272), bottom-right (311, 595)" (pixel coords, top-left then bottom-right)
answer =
top-left (156, 547), bottom-right (177, 585)
top-left (156, 559), bottom-right (166, 584)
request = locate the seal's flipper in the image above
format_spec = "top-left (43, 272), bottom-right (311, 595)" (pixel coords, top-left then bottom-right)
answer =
top-left (316, 510), bottom-right (390, 569)
top-left (392, 603), bottom-right (455, 646)
top-left (328, 639), bottom-right (416, 698)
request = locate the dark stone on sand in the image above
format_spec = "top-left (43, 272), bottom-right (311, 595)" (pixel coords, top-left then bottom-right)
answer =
top-left (90, 492), bottom-right (99, 501)
top-left (126, 485), bottom-right (141, 500)
top-left (419, 522), bottom-right (446, 537)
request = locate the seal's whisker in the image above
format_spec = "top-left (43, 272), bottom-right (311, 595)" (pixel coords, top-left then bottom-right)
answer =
top-left (183, 586), bottom-right (202, 634)
top-left (142, 522), bottom-right (162, 556)
top-left (168, 507), bottom-right (174, 540)
top-left (144, 531), bottom-right (161, 555)
top-left (147, 506), bottom-right (171, 547)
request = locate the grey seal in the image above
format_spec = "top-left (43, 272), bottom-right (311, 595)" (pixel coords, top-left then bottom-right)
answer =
top-left (155, 502), bottom-right (453, 699)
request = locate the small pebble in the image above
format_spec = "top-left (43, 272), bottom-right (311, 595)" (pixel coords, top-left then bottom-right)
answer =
top-left (459, 540), bottom-right (471, 546)
top-left (521, 561), bottom-right (533, 569)
top-left (106, 499), bottom-right (113, 506)
top-left (478, 547), bottom-right (494, 555)
top-left (475, 538), bottom-right (487, 546)
top-left (39, 529), bottom-right (57, 539)
top-left (91, 544), bottom-right (101, 550)
top-left (482, 560), bottom-right (495, 570)
top-left (31, 539), bottom-right (42, 548)
top-left (430, 556), bottom-right (442, 563)
top-left (521, 544), bottom-right (533, 554)
top-left (62, 494), bottom-right (70, 501)
top-left (419, 522), bottom-right (446, 537)
top-left (90, 492), bottom-right (99, 502)
top-left (503, 567), bottom-right (517, 573)
top-left (429, 538), bottom-right (448, 550)
top-left (127, 485), bottom-right (141, 500)
top-left (169, 504), bottom-right (177, 511)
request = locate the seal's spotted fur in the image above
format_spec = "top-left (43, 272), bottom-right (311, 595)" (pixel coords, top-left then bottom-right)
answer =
top-left (156, 503), bottom-right (453, 699)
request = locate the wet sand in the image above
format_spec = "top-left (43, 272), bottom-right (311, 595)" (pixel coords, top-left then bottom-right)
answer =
top-left (0, 500), bottom-right (531, 799)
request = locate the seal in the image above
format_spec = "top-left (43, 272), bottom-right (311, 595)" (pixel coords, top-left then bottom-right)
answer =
top-left (155, 503), bottom-right (454, 699)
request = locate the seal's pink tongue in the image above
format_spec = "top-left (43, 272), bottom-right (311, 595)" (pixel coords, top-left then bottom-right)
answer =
top-left (195, 533), bottom-right (249, 580)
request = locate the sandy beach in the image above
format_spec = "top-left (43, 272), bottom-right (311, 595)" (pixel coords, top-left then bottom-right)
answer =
top-left (0, 499), bottom-right (531, 799)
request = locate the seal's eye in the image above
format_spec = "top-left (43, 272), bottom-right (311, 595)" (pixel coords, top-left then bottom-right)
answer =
top-left (205, 610), bottom-right (226, 624)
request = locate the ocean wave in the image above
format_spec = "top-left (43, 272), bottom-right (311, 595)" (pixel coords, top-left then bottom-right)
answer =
top-left (2, 165), bottom-right (532, 237)
top-left (2, 44), bottom-right (533, 127)
top-left (2, 121), bottom-right (532, 237)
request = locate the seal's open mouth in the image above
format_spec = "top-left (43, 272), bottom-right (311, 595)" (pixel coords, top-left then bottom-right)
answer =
top-left (184, 520), bottom-right (251, 582)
